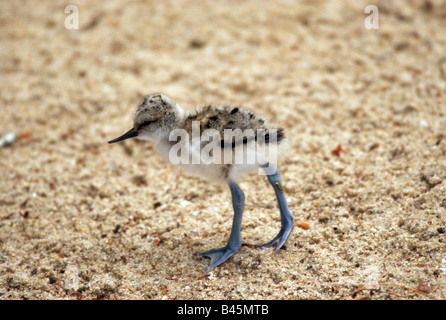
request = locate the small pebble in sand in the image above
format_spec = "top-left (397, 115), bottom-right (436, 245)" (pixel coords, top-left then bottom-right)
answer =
top-left (0, 132), bottom-right (17, 148)
top-left (64, 265), bottom-right (79, 291)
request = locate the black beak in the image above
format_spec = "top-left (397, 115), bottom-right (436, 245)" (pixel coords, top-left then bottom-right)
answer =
top-left (108, 128), bottom-right (138, 144)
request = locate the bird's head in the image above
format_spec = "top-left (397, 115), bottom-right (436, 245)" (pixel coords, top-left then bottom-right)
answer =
top-left (108, 94), bottom-right (184, 144)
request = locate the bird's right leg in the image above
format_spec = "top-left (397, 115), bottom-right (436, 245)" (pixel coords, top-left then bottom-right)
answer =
top-left (195, 181), bottom-right (245, 269)
top-left (255, 162), bottom-right (294, 250)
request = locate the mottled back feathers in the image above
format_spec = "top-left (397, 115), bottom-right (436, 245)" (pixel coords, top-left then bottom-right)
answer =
top-left (183, 105), bottom-right (284, 148)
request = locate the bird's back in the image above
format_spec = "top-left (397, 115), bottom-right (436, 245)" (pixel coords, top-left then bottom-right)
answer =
top-left (182, 105), bottom-right (284, 147)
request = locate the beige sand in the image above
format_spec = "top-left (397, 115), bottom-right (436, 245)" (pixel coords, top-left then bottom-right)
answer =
top-left (0, 0), bottom-right (445, 300)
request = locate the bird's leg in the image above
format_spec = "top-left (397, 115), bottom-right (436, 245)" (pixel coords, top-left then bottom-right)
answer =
top-left (255, 162), bottom-right (294, 250)
top-left (195, 181), bottom-right (245, 269)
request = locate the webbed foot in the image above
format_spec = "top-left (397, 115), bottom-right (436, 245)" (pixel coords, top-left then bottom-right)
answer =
top-left (195, 244), bottom-right (241, 269)
top-left (255, 218), bottom-right (294, 250)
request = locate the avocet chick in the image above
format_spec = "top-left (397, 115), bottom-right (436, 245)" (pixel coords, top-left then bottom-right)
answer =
top-left (109, 94), bottom-right (294, 269)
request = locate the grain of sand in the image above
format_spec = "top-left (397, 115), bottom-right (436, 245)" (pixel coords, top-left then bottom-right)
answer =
top-left (0, 0), bottom-right (445, 300)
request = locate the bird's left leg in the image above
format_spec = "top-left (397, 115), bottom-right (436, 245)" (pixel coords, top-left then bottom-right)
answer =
top-left (255, 162), bottom-right (294, 250)
top-left (195, 181), bottom-right (245, 269)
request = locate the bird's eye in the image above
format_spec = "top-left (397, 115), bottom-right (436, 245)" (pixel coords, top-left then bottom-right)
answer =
top-left (138, 121), bottom-right (153, 130)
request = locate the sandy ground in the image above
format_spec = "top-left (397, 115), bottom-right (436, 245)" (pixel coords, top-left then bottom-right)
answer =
top-left (1, 0), bottom-right (445, 300)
